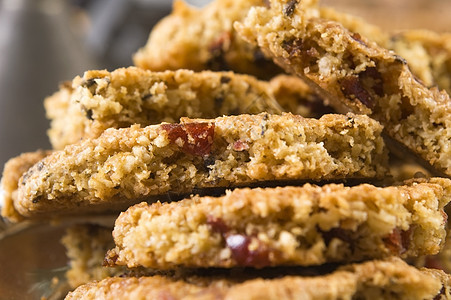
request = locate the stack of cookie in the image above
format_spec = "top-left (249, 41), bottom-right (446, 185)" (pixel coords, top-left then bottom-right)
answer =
top-left (1, 0), bottom-right (451, 299)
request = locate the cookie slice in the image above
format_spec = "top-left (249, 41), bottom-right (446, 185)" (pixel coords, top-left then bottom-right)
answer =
top-left (133, 0), bottom-right (282, 79)
top-left (235, 0), bottom-right (451, 177)
top-left (45, 67), bottom-right (282, 149)
top-left (16, 113), bottom-right (388, 219)
top-left (390, 30), bottom-right (451, 94)
top-left (106, 178), bottom-right (450, 269)
top-left (0, 150), bottom-right (51, 222)
top-left (66, 258), bottom-right (449, 300)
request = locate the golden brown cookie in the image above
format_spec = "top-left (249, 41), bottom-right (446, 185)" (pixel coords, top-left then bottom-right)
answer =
top-left (106, 178), bottom-right (450, 269)
top-left (45, 67), bottom-right (282, 150)
top-left (66, 258), bottom-right (449, 300)
top-left (133, 0), bottom-right (282, 79)
top-left (235, 0), bottom-right (451, 177)
top-left (16, 113), bottom-right (387, 219)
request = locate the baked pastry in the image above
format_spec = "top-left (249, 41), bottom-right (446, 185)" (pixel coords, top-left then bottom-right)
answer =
top-left (106, 178), bottom-right (450, 269)
top-left (235, 0), bottom-right (451, 177)
top-left (16, 113), bottom-right (387, 219)
top-left (66, 258), bottom-right (450, 300)
top-left (45, 67), bottom-right (282, 150)
top-left (61, 224), bottom-right (125, 289)
top-left (133, 0), bottom-right (282, 79)
top-left (0, 150), bottom-right (51, 222)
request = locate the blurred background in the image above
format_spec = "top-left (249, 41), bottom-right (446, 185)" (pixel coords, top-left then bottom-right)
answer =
top-left (0, 0), bottom-right (450, 174)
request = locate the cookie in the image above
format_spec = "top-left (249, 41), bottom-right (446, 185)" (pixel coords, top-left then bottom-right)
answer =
top-left (66, 258), bottom-right (449, 300)
top-left (133, 0), bottom-right (282, 79)
top-left (45, 67), bottom-right (283, 150)
top-left (61, 224), bottom-right (125, 289)
top-left (235, 0), bottom-right (451, 177)
top-left (106, 178), bottom-right (450, 269)
top-left (317, 6), bottom-right (451, 94)
top-left (318, 6), bottom-right (451, 94)
top-left (0, 150), bottom-right (51, 222)
top-left (16, 113), bottom-right (388, 219)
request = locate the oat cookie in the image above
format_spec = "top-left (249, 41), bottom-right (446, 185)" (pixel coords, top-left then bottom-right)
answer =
top-left (66, 258), bottom-right (449, 300)
top-left (62, 224), bottom-right (126, 289)
top-left (235, 0), bottom-right (451, 177)
top-left (45, 67), bottom-right (282, 149)
top-left (106, 178), bottom-right (450, 269)
top-left (16, 113), bottom-right (387, 219)
top-left (0, 150), bottom-right (51, 222)
top-left (133, 0), bottom-right (282, 79)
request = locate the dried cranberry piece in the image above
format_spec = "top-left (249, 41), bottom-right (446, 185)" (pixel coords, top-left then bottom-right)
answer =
top-left (281, 38), bottom-right (304, 57)
top-left (359, 67), bottom-right (384, 97)
top-left (207, 217), bottom-right (274, 267)
top-left (206, 216), bottom-right (229, 235)
top-left (383, 227), bottom-right (412, 255)
top-left (161, 122), bottom-right (215, 156)
top-left (232, 140), bottom-right (249, 151)
top-left (340, 76), bottom-right (375, 109)
top-left (225, 234), bottom-right (272, 268)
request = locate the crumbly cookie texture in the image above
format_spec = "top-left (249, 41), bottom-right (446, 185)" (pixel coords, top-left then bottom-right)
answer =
top-left (106, 178), bottom-right (450, 269)
top-left (62, 225), bottom-right (126, 289)
top-left (66, 258), bottom-right (449, 300)
top-left (390, 30), bottom-right (451, 94)
top-left (16, 113), bottom-right (387, 219)
top-left (45, 67), bottom-right (282, 150)
top-left (0, 150), bottom-right (51, 222)
top-left (133, 0), bottom-right (282, 79)
top-left (235, 0), bottom-right (451, 177)
top-left (268, 75), bottom-right (333, 118)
